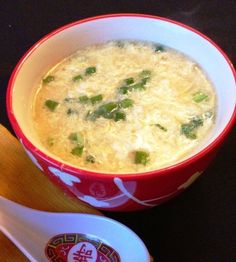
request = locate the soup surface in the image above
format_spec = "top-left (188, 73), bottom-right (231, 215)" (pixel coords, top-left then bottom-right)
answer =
top-left (32, 41), bottom-right (216, 173)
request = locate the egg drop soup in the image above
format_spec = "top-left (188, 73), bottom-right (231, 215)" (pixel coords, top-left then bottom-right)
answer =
top-left (32, 41), bottom-right (216, 173)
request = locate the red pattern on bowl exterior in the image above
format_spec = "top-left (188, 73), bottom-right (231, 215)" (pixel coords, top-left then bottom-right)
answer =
top-left (7, 14), bottom-right (236, 211)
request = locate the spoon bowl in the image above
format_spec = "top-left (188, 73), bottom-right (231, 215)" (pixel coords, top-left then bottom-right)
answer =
top-left (0, 196), bottom-right (150, 261)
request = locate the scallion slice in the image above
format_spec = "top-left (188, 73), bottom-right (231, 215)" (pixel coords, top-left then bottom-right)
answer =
top-left (119, 98), bottom-right (134, 108)
top-left (90, 94), bottom-right (103, 105)
top-left (79, 95), bottom-right (89, 103)
top-left (181, 116), bottom-right (204, 139)
top-left (193, 91), bottom-right (208, 103)
top-left (86, 155), bottom-right (96, 163)
top-left (124, 78), bottom-right (135, 85)
top-left (154, 45), bottom-right (165, 52)
top-left (44, 100), bottom-right (59, 111)
top-left (85, 66), bottom-right (96, 75)
top-left (73, 74), bottom-right (83, 81)
top-left (43, 75), bottom-right (54, 84)
top-left (134, 151), bottom-right (150, 165)
top-left (71, 145), bottom-right (84, 156)
top-left (155, 124), bottom-right (167, 132)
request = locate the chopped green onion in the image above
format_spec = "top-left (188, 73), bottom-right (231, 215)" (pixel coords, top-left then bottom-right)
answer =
top-left (193, 91), bottom-right (208, 103)
top-left (119, 86), bottom-right (130, 94)
top-left (44, 100), bottom-right (59, 111)
top-left (85, 66), bottom-right (96, 75)
top-left (86, 102), bottom-right (127, 122)
top-left (134, 151), bottom-right (150, 165)
top-left (71, 145), bottom-right (84, 156)
top-left (64, 97), bottom-right (77, 103)
top-left (124, 78), bottom-right (135, 85)
top-left (181, 116), bottom-right (203, 139)
top-left (47, 137), bottom-right (55, 146)
top-left (113, 110), bottom-right (126, 121)
top-left (118, 70), bottom-right (152, 95)
top-left (96, 103), bottom-right (118, 120)
top-left (79, 95), bottom-right (89, 103)
top-left (181, 126), bottom-right (197, 139)
top-left (119, 72), bottom-right (150, 94)
top-left (67, 108), bottom-right (78, 115)
top-left (68, 132), bottom-right (78, 142)
top-left (43, 75), bottom-right (54, 84)
top-left (96, 102), bottom-right (118, 116)
top-left (65, 95), bottom-right (103, 105)
top-left (86, 110), bottom-right (98, 121)
top-left (132, 82), bottom-right (146, 91)
top-left (73, 74), bottom-right (83, 81)
top-left (69, 132), bottom-right (84, 156)
top-left (141, 78), bottom-right (149, 85)
top-left (192, 116), bottom-right (204, 127)
top-left (154, 45), bottom-right (165, 52)
top-left (119, 98), bottom-right (134, 108)
top-left (68, 132), bottom-right (84, 147)
top-left (155, 124), bottom-right (167, 132)
top-left (90, 94), bottom-right (103, 105)
top-left (203, 111), bottom-right (213, 119)
top-left (116, 41), bottom-right (125, 48)
top-left (86, 155), bottom-right (96, 163)
top-left (139, 70), bottom-right (151, 79)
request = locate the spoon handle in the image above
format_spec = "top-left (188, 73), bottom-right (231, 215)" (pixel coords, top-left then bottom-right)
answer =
top-left (0, 196), bottom-right (24, 230)
top-left (0, 196), bottom-right (47, 262)
top-left (0, 196), bottom-right (34, 229)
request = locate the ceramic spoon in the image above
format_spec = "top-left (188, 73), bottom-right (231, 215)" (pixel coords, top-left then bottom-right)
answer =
top-left (0, 196), bottom-right (150, 262)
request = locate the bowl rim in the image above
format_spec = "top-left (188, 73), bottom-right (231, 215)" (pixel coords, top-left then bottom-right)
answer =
top-left (6, 13), bottom-right (236, 180)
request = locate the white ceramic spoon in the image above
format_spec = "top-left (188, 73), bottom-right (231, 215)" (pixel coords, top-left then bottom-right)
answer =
top-left (0, 196), bottom-right (150, 262)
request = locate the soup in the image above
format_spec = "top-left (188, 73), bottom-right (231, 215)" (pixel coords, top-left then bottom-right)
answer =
top-left (32, 41), bottom-right (216, 173)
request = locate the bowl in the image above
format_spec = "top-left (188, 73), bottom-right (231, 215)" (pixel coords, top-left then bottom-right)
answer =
top-left (7, 14), bottom-right (236, 211)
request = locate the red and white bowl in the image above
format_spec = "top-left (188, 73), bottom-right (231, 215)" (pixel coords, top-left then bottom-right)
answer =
top-left (7, 14), bottom-right (236, 211)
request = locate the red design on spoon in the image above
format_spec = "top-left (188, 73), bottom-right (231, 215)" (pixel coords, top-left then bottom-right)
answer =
top-left (45, 233), bottom-right (120, 262)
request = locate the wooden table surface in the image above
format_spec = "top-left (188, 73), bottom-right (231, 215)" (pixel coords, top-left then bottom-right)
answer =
top-left (0, 124), bottom-right (102, 261)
